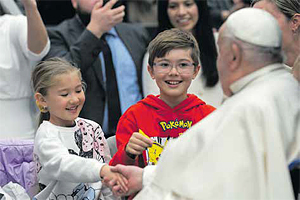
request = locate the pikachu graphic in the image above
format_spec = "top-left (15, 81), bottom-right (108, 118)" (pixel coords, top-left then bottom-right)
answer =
top-left (139, 129), bottom-right (170, 165)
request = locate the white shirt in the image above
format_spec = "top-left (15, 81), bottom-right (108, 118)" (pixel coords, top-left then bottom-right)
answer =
top-left (0, 15), bottom-right (50, 139)
top-left (137, 63), bottom-right (300, 199)
top-left (34, 118), bottom-right (117, 200)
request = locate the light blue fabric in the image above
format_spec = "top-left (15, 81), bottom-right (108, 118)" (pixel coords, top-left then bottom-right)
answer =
top-left (99, 28), bottom-right (142, 133)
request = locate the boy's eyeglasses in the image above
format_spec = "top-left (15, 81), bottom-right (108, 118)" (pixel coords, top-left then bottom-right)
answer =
top-left (153, 62), bottom-right (195, 74)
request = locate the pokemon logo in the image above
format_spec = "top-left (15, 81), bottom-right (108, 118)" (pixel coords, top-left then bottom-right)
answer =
top-left (159, 119), bottom-right (192, 131)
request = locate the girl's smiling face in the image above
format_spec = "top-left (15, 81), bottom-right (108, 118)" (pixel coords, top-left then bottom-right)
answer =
top-left (43, 71), bottom-right (85, 127)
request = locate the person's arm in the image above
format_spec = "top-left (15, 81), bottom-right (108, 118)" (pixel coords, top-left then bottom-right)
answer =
top-left (100, 164), bottom-right (128, 193)
top-left (86, 0), bottom-right (125, 39)
top-left (142, 165), bottom-right (156, 188)
top-left (45, 0), bottom-right (125, 73)
top-left (106, 164), bottom-right (144, 197)
top-left (109, 113), bottom-right (138, 166)
top-left (35, 131), bottom-right (104, 183)
top-left (46, 25), bottom-right (102, 73)
top-left (22, 0), bottom-right (48, 54)
top-left (109, 111), bottom-right (152, 166)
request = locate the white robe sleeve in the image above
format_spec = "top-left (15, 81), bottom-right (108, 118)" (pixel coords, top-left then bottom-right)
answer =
top-left (136, 100), bottom-right (295, 199)
top-left (142, 165), bottom-right (156, 187)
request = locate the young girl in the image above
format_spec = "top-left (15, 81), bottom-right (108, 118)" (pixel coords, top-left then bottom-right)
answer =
top-left (32, 57), bottom-right (126, 200)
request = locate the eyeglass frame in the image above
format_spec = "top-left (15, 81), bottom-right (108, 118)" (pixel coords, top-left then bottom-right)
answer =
top-left (152, 61), bottom-right (196, 74)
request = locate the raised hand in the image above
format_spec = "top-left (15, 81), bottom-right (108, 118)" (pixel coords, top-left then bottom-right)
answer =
top-left (87, 0), bottom-right (125, 38)
top-left (125, 132), bottom-right (153, 157)
top-left (20, 0), bottom-right (48, 54)
top-left (104, 164), bottom-right (143, 196)
top-left (100, 165), bottom-right (128, 193)
top-left (21, 0), bottom-right (37, 8)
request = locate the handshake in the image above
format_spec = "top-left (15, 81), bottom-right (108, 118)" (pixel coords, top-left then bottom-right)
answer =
top-left (101, 164), bottom-right (144, 197)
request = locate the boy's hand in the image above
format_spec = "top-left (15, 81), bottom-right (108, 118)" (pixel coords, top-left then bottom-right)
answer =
top-left (100, 165), bottom-right (128, 193)
top-left (125, 132), bottom-right (153, 157)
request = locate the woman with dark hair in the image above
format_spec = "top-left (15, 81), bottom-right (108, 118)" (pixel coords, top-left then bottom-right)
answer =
top-left (142, 0), bottom-right (224, 107)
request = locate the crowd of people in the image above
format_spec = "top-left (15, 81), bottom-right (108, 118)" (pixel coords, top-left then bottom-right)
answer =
top-left (0, 0), bottom-right (299, 199)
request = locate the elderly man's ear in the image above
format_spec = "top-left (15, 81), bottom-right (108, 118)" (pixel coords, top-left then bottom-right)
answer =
top-left (291, 14), bottom-right (300, 34)
top-left (230, 42), bottom-right (242, 71)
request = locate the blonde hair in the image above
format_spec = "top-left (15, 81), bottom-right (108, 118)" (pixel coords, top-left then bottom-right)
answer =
top-left (31, 57), bottom-right (84, 124)
top-left (32, 57), bottom-right (83, 95)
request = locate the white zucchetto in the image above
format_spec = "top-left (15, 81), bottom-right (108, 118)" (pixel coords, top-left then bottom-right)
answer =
top-left (226, 8), bottom-right (282, 48)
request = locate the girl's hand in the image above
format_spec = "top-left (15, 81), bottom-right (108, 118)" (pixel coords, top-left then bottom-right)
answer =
top-left (104, 165), bottom-right (143, 197)
top-left (100, 165), bottom-right (128, 193)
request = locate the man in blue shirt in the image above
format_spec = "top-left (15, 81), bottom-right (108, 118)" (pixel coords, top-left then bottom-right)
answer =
top-left (45, 0), bottom-right (150, 138)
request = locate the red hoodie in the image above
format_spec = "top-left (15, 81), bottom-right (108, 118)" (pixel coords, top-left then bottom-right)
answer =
top-left (109, 94), bottom-right (215, 167)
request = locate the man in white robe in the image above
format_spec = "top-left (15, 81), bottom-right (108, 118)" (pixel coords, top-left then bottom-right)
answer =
top-left (108, 8), bottom-right (300, 200)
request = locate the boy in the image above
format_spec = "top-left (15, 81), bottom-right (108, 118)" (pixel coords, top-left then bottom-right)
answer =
top-left (110, 29), bottom-right (215, 167)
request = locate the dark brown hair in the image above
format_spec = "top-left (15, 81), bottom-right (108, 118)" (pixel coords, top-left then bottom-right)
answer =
top-left (157, 0), bottom-right (218, 87)
top-left (148, 28), bottom-right (200, 68)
